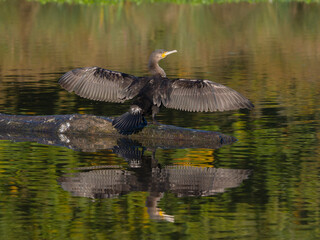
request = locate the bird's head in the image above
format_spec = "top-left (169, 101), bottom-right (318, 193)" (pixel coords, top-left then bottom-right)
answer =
top-left (150, 49), bottom-right (177, 62)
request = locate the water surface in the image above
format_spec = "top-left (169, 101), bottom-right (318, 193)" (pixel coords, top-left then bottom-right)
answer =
top-left (0, 0), bottom-right (319, 239)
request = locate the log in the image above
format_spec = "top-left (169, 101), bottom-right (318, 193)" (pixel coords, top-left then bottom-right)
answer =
top-left (0, 113), bottom-right (237, 151)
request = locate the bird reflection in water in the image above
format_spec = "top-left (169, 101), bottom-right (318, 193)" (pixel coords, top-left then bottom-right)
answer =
top-left (58, 139), bottom-right (252, 222)
top-left (59, 49), bottom-right (254, 135)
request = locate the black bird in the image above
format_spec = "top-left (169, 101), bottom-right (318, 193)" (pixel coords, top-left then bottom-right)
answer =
top-left (59, 49), bottom-right (254, 134)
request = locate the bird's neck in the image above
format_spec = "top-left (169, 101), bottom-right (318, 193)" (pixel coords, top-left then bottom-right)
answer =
top-left (148, 60), bottom-right (166, 77)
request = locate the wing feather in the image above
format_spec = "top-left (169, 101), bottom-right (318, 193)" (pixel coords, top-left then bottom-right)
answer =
top-left (59, 67), bottom-right (141, 103)
top-left (161, 78), bottom-right (254, 112)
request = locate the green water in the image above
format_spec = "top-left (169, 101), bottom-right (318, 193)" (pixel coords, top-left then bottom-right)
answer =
top-left (0, 0), bottom-right (320, 239)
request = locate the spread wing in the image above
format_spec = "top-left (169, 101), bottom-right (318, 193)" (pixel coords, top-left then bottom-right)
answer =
top-left (159, 78), bottom-right (254, 112)
top-left (58, 67), bottom-right (141, 103)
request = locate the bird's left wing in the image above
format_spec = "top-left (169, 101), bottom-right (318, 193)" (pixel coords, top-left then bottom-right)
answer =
top-left (59, 67), bottom-right (141, 103)
top-left (157, 78), bottom-right (254, 112)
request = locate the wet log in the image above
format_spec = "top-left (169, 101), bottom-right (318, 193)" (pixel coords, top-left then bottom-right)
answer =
top-left (0, 113), bottom-right (236, 151)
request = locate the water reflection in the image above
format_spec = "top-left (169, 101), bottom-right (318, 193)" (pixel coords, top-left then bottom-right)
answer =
top-left (58, 139), bottom-right (251, 222)
top-left (0, 113), bottom-right (251, 223)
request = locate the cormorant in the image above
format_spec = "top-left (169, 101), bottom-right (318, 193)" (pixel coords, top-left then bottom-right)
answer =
top-left (59, 49), bottom-right (254, 134)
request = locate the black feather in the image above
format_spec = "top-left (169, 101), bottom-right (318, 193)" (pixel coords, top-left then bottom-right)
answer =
top-left (112, 110), bottom-right (147, 135)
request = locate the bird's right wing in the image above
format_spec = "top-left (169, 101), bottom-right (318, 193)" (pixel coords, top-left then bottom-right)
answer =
top-left (58, 67), bottom-right (141, 103)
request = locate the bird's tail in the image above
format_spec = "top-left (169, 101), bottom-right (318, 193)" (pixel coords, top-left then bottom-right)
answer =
top-left (112, 107), bottom-right (147, 135)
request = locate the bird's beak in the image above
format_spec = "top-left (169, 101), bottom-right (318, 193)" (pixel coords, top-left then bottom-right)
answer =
top-left (162, 50), bottom-right (177, 58)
